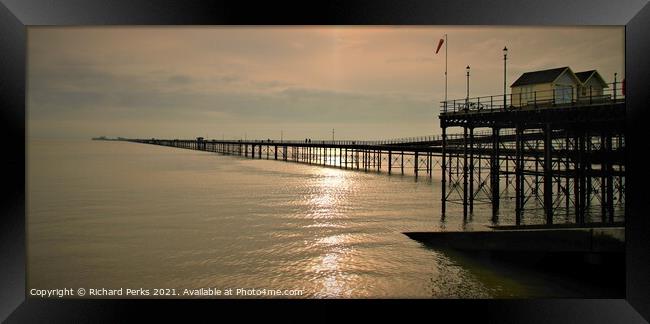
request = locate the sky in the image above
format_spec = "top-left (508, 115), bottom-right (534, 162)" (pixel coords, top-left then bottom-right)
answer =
top-left (27, 26), bottom-right (624, 140)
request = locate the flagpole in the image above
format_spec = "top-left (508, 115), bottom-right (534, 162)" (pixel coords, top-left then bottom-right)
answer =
top-left (444, 34), bottom-right (448, 105)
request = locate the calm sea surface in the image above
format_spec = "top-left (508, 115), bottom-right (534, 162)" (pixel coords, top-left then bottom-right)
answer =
top-left (28, 139), bottom-right (609, 298)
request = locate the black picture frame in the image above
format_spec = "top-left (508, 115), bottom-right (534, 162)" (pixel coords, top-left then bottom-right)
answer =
top-left (1, 0), bottom-right (649, 322)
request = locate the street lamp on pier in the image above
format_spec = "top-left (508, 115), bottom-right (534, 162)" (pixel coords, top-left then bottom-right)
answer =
top-left (503, 46), bottom-right (508, 109)
top-left (465, 65), bottom-right (470, 111)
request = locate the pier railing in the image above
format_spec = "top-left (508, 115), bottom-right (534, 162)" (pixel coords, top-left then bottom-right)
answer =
top-left (179, 132), bottom-right (499, 147)
top-left (196, 137), bottom-right (442, 146)
top-left (440, 81), bottom-right (625, 114)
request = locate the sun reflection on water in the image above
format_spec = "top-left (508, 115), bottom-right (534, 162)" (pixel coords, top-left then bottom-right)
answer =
top-left (311, 235), bottom-right (356, 298)
top-left (306, 168), bottom-right (358, 297)
top-left (306, 167), bottom-right (351, 219)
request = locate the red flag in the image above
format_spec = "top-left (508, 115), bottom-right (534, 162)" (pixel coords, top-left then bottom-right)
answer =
top-left (435, 38), bottom-right (444, 54)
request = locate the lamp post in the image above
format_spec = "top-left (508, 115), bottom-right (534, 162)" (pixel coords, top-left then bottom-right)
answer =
top-left (465, 65), bottom-right (470, 110)
top-left (503, 46), bottom-right (508, 109)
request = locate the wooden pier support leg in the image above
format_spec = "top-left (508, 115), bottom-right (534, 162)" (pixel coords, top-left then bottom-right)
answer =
top-left (579, 132), bottom-right (587, 224)
top-left (440, 125), bottom-right (447, 188)
top-left (356, 150), bottom-right (360, 170)
top-left (617, 135), bottom-right (624, 203)
top-left (401, 151), bottom-right (404, 175)
top-left (363, 150), bottom-right (367, 171)
top-left (274, 146), bottom-right (278, 160)
top-left (564, 131), bottom-right (571, 218)
top-left (442, 126), bottom-right (447, 217)
top-left (535, 139), bottom-right (540, 201)
top-left (427, 152), bottom-right (433, 179)
top-left (463, 126), bottom-right (468, 219)
top-left (586, 133), bottom-right (592, 209)
top-left (414, 151), bottom-right (419, 178)
top-left (504, 148), bottom-right (509, 188)
top-left (469, 127), bottom-right (474, 214)
top-left (476, 145), bottom-right (483, 186)
top-left (374, 150), bottom-right (377, 171)
top-left (606, 133), bottom-right (614, 222)
top-left (600, 133), bottom-right (607, 222)
top-left (573, 136), bottom-right (580, 223)
top-left (449, 153), bottom-right (460, 182)
top-left (515, 126), bottom-right (522, 225)
top-left (377, 150), bottom-right (381, 172)
top-left (491, 128), bottom-right (500, 220)
top-left (388, 151), bottom-right (392, 174)
top-left (544, 124), bottom-right (554, 225)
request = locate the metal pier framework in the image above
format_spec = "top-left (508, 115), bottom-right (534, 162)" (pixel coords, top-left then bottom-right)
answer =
top-left (440, 83), bottom-right (625, 225)
top-left (124, 83), bottom-right (625, 227)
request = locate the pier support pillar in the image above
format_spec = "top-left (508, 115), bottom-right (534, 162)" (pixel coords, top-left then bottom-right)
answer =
top-left (544, 123), bottom-right (554, 224)
top-left (442, 126), bottom-right (447, 217)
top-left (463, 126), bottom-right (468, 219)
top-left (515, 126), bottom-right (523, 225)
top-left (606, 133), bottom-right (614, 222)
top-left (414, 151), bottom-right (419, 178)
top-left (469, 126), bottom-right (474, 214)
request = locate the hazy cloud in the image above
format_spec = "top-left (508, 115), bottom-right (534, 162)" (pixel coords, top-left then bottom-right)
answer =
top-left (27, 26), bottom-right (624, 140)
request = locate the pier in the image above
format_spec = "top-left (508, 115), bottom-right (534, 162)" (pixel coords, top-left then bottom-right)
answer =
top-left (120, 81), bottom-right (625, 231)
top-left (439, 81), bottom-right (625, 227)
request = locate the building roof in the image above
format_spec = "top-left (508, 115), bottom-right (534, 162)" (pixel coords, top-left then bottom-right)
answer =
top-left (510, 67), bottom-right (571, 87)
top-left (574, 70), bottom-right (596, 83)
top-left (575, 70), bottom-right (609, 88)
